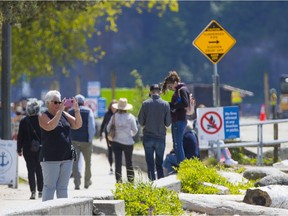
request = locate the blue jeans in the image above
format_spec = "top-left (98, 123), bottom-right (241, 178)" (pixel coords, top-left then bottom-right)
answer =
top-left (162, 153), bottom-right (178, 176)
top-left (171, 121), bottom-right (187, 164)
top-left (143, 135), bottom-right (166, 180)
top-left (41, 160), bottom-right (73, 201)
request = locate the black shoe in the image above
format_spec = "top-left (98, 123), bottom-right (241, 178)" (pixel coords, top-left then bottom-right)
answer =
top-left (84, 180), bottom-right (92, 189)
top-left (38, 192), bottom-right (42, 199)
top-left (30, 192), bottom-right (36, 200)
top-left (109, 168), bottom-right (113, 175)
top-left (75, 186), bottom-right (80, 190)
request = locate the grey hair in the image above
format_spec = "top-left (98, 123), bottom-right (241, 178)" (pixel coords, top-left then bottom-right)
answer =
top-left (44, 90), bottom-right (61, 106)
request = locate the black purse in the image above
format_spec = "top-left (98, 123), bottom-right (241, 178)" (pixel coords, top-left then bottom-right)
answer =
top-left (26, 118), bottom-right (41, 152)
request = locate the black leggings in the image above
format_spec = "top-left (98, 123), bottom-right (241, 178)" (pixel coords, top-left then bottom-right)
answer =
top-left (24, 152), bottom-right (43, 192)
top-left (111, 142), bottom-right (134, 183)
top-left (105, 136), bottom-right (113, 167)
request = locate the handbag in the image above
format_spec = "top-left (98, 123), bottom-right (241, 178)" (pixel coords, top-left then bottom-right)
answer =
top-left (26, 118), bottom-right (41, 152)
top-left (107, 114), bottom-right (116, 141)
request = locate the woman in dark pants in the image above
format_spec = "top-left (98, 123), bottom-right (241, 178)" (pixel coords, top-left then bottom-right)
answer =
top-left (106, 98), bottom-right (138, 183)
top-left (99, 100), bottom-right (118, 174)
top-left (17, 98), bottom-right (43, 199)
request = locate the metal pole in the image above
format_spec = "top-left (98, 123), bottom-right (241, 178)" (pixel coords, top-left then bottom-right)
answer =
top-left (213, 64), bottom-right (220, 107)
top-left (1, 20), bottom-right (12, 140)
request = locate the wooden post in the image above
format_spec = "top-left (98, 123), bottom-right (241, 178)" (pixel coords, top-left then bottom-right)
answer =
top-left (111, 72), bottom-right (116, 100)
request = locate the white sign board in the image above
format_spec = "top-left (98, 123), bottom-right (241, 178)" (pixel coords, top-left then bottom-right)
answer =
top-left (0, 140), bottom-right (18, 188)
top-left (197, 106), bottom-right (240, 141)
top-left (87, 81), bottom-right (101, 98)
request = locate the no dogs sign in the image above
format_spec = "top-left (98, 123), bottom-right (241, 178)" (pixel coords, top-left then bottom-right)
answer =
top-left (196, 106), bottom-right (240, 141)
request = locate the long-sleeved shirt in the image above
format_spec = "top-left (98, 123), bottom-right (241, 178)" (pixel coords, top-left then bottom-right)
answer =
top-left (107, 112), bottom-right (138, 145)
top-left (138, 94), bottom-right (171, 139)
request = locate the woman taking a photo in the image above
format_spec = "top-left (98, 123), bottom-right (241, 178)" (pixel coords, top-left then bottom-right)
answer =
top-left (38, 90), bottom-right (82, 201)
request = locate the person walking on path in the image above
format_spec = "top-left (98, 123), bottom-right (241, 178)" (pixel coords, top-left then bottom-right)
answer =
top-left (69, 94), bottom-right (96, 189)
top-left (99, 99), bottom-right (118, 174)
top-left (162, 71), bottom-right (190, 164)
top-left (138, 84), bottom-right (171, 180)
top-left (38, 90), bottom-right (82, 201)
top-left (106, 98), bottom-right (138, 183)
top-left (17, 98), bottom-right (43, 200)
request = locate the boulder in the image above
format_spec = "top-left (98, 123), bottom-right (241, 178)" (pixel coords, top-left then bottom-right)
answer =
top-left (255, 174), bottom-right (288, 187)
top-left (243, 167), bottom-right (286, 180)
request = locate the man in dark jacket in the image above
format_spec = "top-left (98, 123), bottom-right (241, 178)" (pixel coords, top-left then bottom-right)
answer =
top-left (69, 94), bottom-right (96, 189)
top-left (138, 84), bottom-right (171, 180)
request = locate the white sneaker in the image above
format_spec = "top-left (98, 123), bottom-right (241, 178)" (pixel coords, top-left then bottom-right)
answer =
top-left (225, 158), bottom-right (238, 166)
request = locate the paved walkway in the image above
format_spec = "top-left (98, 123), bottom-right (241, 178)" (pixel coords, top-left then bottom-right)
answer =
top-left (0, 139), bottom-right (149, 215)
top-left (1, 117), bottom-right (288, 214)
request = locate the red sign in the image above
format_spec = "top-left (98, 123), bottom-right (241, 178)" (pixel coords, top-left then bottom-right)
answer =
top-left (200, 111), bottom-right (222, 134)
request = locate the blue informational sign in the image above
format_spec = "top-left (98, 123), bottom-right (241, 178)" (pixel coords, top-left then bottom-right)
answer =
top-left (223, 106), bottom-right (240, 139)
top-left (97, 97), bottom-right (106, 118)
top-left (197, 106), bottom-right (240, 141)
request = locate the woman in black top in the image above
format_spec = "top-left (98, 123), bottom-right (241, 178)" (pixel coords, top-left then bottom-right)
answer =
top-left (162, 71), bottom-right (190, 164)
top-left (38, 90), bottom-right (82, 201)
top-left (99, 100), bottom-right (117, 174)
top-left (17, 98), bottom-right (43, 200)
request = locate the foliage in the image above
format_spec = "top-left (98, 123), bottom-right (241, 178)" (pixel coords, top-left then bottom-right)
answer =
top-left (0, 0), bottom-right (178, 83)
top-left (100, 86), bottom-right (173, 116)
top-left (130, 69), bottom-right (148, 116)
top-left (113, 181), bottom-right (184, 216)
top-left (230, 148), bottom-right (274, 166)
top-left (177, 158), bottom-right (255, 195)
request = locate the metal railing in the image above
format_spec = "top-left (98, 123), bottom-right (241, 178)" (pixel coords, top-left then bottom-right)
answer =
top-left (200, 119), bottom-right (288, 166)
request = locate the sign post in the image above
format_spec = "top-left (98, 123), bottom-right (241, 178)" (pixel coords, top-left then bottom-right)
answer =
top-left (193, 20), bottom-right (236, 107)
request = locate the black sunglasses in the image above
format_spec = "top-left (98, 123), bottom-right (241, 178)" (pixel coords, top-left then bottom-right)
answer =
top-left (51, 101), bottom-right (62, 105)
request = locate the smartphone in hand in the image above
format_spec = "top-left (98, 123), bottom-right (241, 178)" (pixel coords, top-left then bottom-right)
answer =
top-left (64, 98), bottom-right (73, 108)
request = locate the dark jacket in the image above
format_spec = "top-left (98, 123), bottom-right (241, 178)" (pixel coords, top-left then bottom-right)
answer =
top-left (170, 83), bottom-right (190, 122)
top-left (17, 115), bottom-right (41, 156)
top-left (183, 129), bottom-right (200, 159)
top-left (100, 109), bottom-right (113, 136)
top-left (69, 108), bottom-right (89, 142)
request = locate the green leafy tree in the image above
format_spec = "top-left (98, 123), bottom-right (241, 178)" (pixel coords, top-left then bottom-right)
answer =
top-left (0, 0), bottom-right (178, 83)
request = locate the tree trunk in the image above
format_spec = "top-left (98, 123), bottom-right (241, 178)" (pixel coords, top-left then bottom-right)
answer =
top-left (243, 185), bottom-right (288, 209)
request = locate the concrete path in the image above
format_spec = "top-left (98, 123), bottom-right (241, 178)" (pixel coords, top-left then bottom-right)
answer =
top-left (0, 140), bottom-right (149, 215)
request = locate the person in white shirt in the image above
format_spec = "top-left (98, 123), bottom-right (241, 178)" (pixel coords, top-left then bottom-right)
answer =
top-left (106, 98), bottom-right (138, 183)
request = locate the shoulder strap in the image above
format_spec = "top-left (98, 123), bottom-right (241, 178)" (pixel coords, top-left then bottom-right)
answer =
top-left (26, 117), bottom-right (40, 141)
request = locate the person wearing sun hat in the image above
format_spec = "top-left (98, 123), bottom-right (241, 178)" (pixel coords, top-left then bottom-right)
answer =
top-left (106, 98), bottom-right (138, 183)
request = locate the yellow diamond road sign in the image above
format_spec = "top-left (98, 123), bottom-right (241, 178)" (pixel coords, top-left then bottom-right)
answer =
top-left (193, 20), bottom-right (236, 64)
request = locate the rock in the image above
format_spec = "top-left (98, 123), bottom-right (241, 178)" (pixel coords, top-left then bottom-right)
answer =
top-left (243, 167), bottom-right (286, 180)
top-left (273, 160), bottom-right (288, 172)
top-left (219, 171), bottom-right (248, 184)
top-left (255, 174), bottom-right (288, 186)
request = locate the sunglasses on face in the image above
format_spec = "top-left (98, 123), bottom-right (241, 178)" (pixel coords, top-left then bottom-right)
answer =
top-left (51, 101), bottom-right (62, 105)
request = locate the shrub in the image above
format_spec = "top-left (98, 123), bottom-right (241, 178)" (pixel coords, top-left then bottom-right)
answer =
top-left (112, 181), bottom-right (184, 216)
top-left (177, 158), bottom-right (255, 194)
